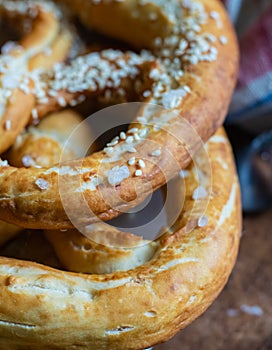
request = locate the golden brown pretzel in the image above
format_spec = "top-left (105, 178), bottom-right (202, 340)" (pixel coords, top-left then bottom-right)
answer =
top-left (0, 110), bottom-right (89, 246)
top-left (45, 225), bottom-right (158, 274)
top-left (7, 109), bottom-right (91, 168)
top-left (0, 129), bottom-right (241, 349)
top-left (0, 0), bottom-right (72, 153)
top-left (0, 0), bottom-right (239, 230)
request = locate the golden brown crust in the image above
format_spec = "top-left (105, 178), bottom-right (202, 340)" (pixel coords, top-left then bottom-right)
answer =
top-left (0, 0), bottom-right (239, 229)
top-left (45, 226), bottom-right (158, 274)
top-left (0, 129), bottom-right (241, 349)
top-left (0, 110), bottom-right (88, 246)
top-left (0, 2), bottom-right (241, 348)
top-left (0, 1), bottom-right (72, 154)
top-left (7, 110), bottom-right (90, 168)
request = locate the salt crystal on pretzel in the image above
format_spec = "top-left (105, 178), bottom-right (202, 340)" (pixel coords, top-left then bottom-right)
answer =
top-left (0, 0), bottom-right (238, 232)
top-left (0, 0), bottom-right (72, 153)
top-left (0, 129), bottom-right (242, 349)
top-left (0, 1), bottom-right (241, 348)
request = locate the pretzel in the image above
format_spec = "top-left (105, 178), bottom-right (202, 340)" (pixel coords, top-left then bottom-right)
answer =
top-left (0, 0), bottom-right (73, 153)
top-left (0, 110), bottom-right (89, 246)
top-left (7, 109), bottom-right (91, 168)
top-left (0, 0), bottom-right (239, 230)
top-left (0, 128), bottom-right (241, 349)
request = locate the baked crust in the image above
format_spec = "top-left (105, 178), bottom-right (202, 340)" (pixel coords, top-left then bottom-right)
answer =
top-left (0, 129), bottom-right (241, 349)
top-left (0, 110), bottom-right (88, 246)
top-left (7, 110), bottom-right (90, 168)
top-left (0, 1), bottom-right (72, 153)
top-left (0, 2), bottom-right (241, 347)
top-left (0, 0), bottom-right (239, 229)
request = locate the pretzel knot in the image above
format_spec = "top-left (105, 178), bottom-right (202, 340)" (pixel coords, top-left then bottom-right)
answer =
top-left (0, 0), bottom-right (241, 349)
top-left (0, 0), bottom-right (238, 229)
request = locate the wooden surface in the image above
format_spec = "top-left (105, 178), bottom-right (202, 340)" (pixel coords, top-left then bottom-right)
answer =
top-left (156, 209), bottom-right (272, 350)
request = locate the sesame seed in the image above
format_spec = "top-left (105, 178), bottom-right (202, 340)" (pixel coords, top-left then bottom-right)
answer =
top-left (138, 159), bottom-right (146, 168)
top-left (104, 147), bottom-right (114, 154)
top-left (135, 169), bottom-right (143, 177)
top-left (128, 128), bottom-right (138, 134)
top-left (134, 133), bottom-right (141, 141)
top-left (139, 128), bottom-right (150, 138)
top-left (107, 140), bottom-right (119, 147)
top-left (126, 136), bottom-right (134, 144)
top-left (48, 89), bottom-right (57, 97)
top-left (128, 157), bottom-right (136, 166)
top-left (120, 132), bottom-right (126, 140)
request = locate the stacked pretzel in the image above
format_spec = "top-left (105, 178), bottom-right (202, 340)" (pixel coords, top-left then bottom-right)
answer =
top-left (0, 0), bottom-right (241, 349)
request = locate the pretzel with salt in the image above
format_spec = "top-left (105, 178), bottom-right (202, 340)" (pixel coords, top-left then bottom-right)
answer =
top-left (0, 0), bottom-right (72, 154)
top-left (0, 0), bottom-right (238, 231)
top-left (0, 128), bottom-right (241, 349)
top-left (0, 109), bottom-right (90, 246)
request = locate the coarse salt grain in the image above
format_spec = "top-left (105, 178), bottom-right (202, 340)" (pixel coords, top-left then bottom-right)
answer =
top-left (22, 155), bottom-right (35, 167)
top-left (0, 160), bottom-right (9, 167)
top-left (240, 304), bottom-right (264, 317)
top-left (179, 170), bottom-right (190, 178)
top-left (192, 186), bottom-right (207, 200)
top-left (198, 215), bottom-right (208, 227)
top-left (151, 149), bottom-right (161, 157)
top-left (107, 166), bottom-right (130, 186)
top-left (35, 178), bottom-right (49, 190)
top-left (162, 89), bottom-right (187, 109)
top-left (226, 309), bottom-right (239, 317)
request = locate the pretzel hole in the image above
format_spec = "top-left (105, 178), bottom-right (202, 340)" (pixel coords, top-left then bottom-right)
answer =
top-left (0, 17), bottom-right (21, 49)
